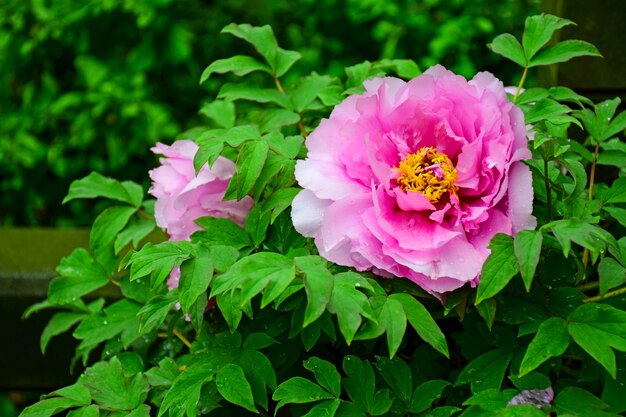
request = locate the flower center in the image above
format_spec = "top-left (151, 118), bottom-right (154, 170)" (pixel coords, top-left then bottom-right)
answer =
top-left (394, 147), bottom-right (458, 203)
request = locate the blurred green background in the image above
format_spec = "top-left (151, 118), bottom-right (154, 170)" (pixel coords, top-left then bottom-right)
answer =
top-left (0, 0), bottom-right (539, 228)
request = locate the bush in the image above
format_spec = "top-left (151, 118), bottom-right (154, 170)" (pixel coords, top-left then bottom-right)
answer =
top-left (19, 11), bottom-right (626, 417)
top-left (0, 0), bottom-right (538, 226)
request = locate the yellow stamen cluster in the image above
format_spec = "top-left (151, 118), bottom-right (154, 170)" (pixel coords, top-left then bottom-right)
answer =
top-left (394, 147), bottom-right (458, 203)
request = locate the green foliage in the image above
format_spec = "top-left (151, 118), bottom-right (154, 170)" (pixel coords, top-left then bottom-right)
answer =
top-left (20, 9), bottom-right (626, 417)
top-left (0, 0), bottom-right (539, 227)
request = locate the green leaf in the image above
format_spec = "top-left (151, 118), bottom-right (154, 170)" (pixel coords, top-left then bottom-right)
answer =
top-left (374, 356), bottom-right (412, 405)
top-left (218, 83), bottom-right (291, 108)
top-left (456, 349), bottom-right (513, 393)
top-left (342, 356), bottom-right (376, 413)
top-left (66, 405), bottom-right (99, 417)
top-left (300, 399), bottom-right (341, 417)
top-left (200, 55), bottom-right (271, 84)
top-left (239, 349), bottom-right (277, 410)
top-left (49, 383), bottom-right (91, 406)
top-left (259, 109), bottom-right (301, 132)
top-left (211, 252), bottom-right (295, 308)
top-left (216, 291), bottom-right (244, 331)
top-left (221, 24), bottom-right (300, 76)
top-left (41, 311), bottom-right (86, 353)
top-left (568, 303), bottom-right (626, 377)
top-left (604, 177), bottom-right (626, 204)
top-left (529, 40), bottom-right (601, 67)
top-left (522, 14), bottom-right (575, 61)
top-left (126, 241), bottom-right (195, 285)
top-left (137, 294), bottom-right (177, 333)
top-left (519, 317), bottom-right (569, 375)
top-left (193, 217), bottom-right (252, 249)
top-left (290, 75), bottom-right (331, 112)
top-left (199, 100), bottom-right (235, 129)
top-left (544, 219), bottom-right (617, 261)
top-left (215, 363), bottom-right (257, 413)
top-left (83, 357), bottom-right (149, 410)
top-left (554, 387), bottom-right (618, 417)
top-left (476, 298), bottom-right (497, 331)
top-left (114, 217), bottom-right (155, 255)
top-left (391, 293), bottom-right (449, 357)
top-left (604, 206), bottom-right (626, 229)
top-left (326, 272), bottom-right (376, 344)
top-left (273, 377), bottom-right (335, 412)
top-left (228, 139), bottom-right (269, 200)
top-left (242, 333), bottom-right (276, 350)
top-left (304, 357), bottom-right (341, 397)
top-left (262, 188), bottom-right (300, 223)
top-left (49, 248), bottom-right (109, 305)
top-left (90, 206), bottom-right (136, 269)
top-left (73, 299), bottom-right (141, 350)
top-left (476, 234), bottom-right (519, 304)
top-left (514, 230), bottom-right (543, 291)
top-left (516, 88), bottom-right (549, 104)
top-left (597, 150), bottom-right (626, 167)
top-left (179, 252), bottom-right (214, 312)
top-left (488, 34), bottom-right (527, 67)
top-left (19, 397), bottom-right (85, 417)
top-left (409, 380), bottom-right (451, 414)
top-left (63, 172), bottom-right (139, 206)
top-left (524, 99), bottom-right (573, 125)
top-left (245, 204), bottom-right (271, 247)
top-left (598, 257), bottom-right (626, 294)
top-left (295, 256), bottom-right (334, 327)
top-left (159, 357), bottom-right (221, 417)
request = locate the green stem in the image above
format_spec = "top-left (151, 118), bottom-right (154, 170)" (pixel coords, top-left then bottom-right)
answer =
top-left (513, 67), bottom-right (528, 102)
top-left (173, 328), bottom-right (192, 348)
top-left (543, 156), bottom-right (553, 220)
top-left (583, 286), bottom-right (626, 303)
top-left (582, 142), bottom-right (601, 268)
top-left (274, 74), bottom-right (308, 138)
top-left (576, 281), bottom-right (599, 292)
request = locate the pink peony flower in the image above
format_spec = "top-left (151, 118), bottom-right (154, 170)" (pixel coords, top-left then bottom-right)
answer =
top-left (291, 65), bottom-right (535, 295)
top-left (149, 140), bottom-right (254, 241)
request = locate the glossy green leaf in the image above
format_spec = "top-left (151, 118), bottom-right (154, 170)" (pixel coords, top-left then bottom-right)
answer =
top-left (83, 357), bottom-right (148, 410)
top-left (114, 217), bottom-right (155, 255)
top-left (126, 241), bottom-right (195, 285)
top-left (200, 55), bottom-right (271, 84)
top-left (522, 14), bottom-right (575, 60)
top-left (529, 40), bottom-right (601, 67)
top-left (488, 33), bottom-right (527, 67)
top-left (568, 303), bottom-right (626, 378)
top-left (514, 230), bottom-right (543, 291)
top-left (218, 83), bottom-right (291, 108)
top-left (304, 357), bottom-right (341, 397)
top-left (519, 317), bottom-right (569, 375)
top-left (41, 311), bottom-right (86, 353)
top-left (598, 257), bottom-right (626, 294)
top-left (326, 272), bottom-right (375, 344)
top-left (391, 293), bottom-right (449, 357)
top-left (295, 256), bottom-right (334, 327)
top-left (63, 172), bottom-right (139, 206)
top-left (137, 294), bottom-right (177, 333)
top-left (374, 356), bottom-right (412, 405)
top-left (193, 217), bottom-right (252, 249)
top-left (179, 252), bottom-right (214, 311)
top-left (49, 248), bottom-right (109, 305)
top-left (342, 356), bottom-right (376, 412)
top-left (215, 363), bottom-right (257, 413)
top-left (410, 380), bottom-right (451, 414)
top-left (199, 99), bottom-right (235, 129)
top-left (456, 349), bottom-right (513, 393)
top-left (554, 387), bottom-right (619, 417)
top-left (227, 139), bottom-right (269, 200)
top-left (476, 234), bottom-right (519, 304)
top-left (273, 377), bottom-right (335, 412)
